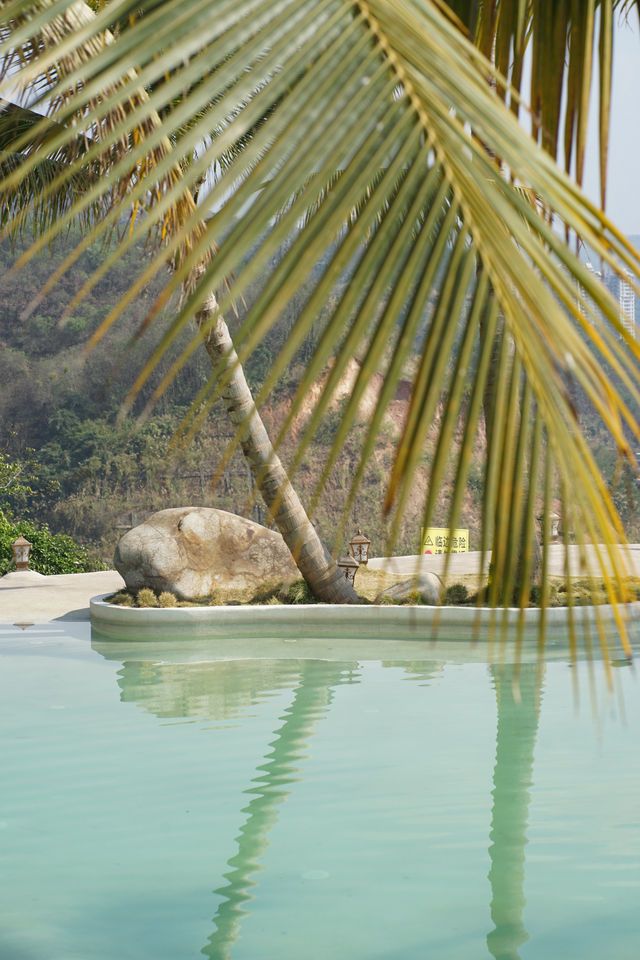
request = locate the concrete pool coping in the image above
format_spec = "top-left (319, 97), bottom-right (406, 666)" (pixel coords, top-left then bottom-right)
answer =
top-left (89, 593), bottom-right (640, 645)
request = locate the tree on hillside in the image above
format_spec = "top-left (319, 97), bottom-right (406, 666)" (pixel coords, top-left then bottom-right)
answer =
top-left (1, 1), bottom-right (640, 647)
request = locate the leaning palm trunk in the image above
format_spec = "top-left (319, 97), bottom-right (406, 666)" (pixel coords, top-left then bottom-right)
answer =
top-left (481, 308), bottom-right (541, 600)
top-left (197, 289), bottom-right (360, 604)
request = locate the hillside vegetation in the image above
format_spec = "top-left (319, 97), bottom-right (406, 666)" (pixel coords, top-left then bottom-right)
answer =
top-left (0, 230), bottom-right (637, 566)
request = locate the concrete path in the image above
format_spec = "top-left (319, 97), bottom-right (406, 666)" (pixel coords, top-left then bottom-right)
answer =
top-left (368, 544), bottom-right (640, 578)
top-left (0, 569), bottom-right (124, 624)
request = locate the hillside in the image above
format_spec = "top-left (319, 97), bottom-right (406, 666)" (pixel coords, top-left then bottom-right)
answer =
top-left (0, 229), bottom-right (479, 561)
top-left (1, 229), bottom-right (637, 564)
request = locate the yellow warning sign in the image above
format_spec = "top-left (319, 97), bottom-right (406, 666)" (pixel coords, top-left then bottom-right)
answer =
top-left (421, 527), bottom-right (469, 554)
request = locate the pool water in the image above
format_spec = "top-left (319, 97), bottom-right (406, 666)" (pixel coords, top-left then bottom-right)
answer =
top-left (1, 624), bottom-right (639, 960)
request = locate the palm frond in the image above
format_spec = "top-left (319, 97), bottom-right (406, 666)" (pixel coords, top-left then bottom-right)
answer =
top-left (446, 0), bottom-right (640, 205)
top-left (1, 0), bottom-right (640, 656)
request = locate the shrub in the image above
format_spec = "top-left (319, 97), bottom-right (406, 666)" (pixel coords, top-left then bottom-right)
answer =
top-left (111, 591), bottom-right (135, 606)
top-left (136, 588), bottom-right (158, 607)
top-left (158, 591), bottom-right (177, 607)
top-left (248, 581), bottom-right (283, 604)
top-left (411, 589), bottom-right (426, 605)
top-left (278, 579), bottom-right (318, 604)
top-left (619, 578), bottom-right (640, 602)
top-left (444, 583), bottom-right (469, 605)
top-left (201, 591), bottom-right (221, 606)
top-left (528, 584), bottom-right (542, 605)
top-left (0, 510), bottom-right (104, 575)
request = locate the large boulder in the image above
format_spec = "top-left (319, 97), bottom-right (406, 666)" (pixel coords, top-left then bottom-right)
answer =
top-left (114, 507), bottom-right (300, 600)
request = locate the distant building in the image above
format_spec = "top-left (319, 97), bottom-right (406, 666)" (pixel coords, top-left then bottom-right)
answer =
top-left (577, 260), bottom-right (602, 319)
top-left (578, 260), bottom-right (636, 338)
top-left (604, 266), bottom-right (635, 338)
top-left (618, 269), bottom-right (636, 337)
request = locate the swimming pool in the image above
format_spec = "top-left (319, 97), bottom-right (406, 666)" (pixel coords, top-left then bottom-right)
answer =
top-left (1, 623), bottom-right (639, 959)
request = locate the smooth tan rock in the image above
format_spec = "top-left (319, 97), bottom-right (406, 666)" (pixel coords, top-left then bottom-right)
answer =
top-left (114, 507), bottom-right (299, 600)
top-left (375, 573), bottom-right (443, 605)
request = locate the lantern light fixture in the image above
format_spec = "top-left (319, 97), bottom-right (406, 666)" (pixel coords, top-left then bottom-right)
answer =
top-left (536, 512), bottom-right (561, 543)
top-left (337, 554), bottom-right (359, 585)
top-left (11, 535), bottom-right (32, 571)
top-left (349, 529), bottom-right (371, 565)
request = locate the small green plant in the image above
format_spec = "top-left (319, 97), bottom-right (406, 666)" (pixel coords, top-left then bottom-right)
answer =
top-left (111, 590), bottom-right (134, 606)
top-left (528, 584), bottom-right (542, 606)
top-left (444, 583), bottom-right (469, 605)
top-left (619, 578), bottom-right (640, 601)
top-left (278, 579), bottom-right (318, 604)
top-left (158, 591), bottom-right (177, 607)
top-left (136, 588), bottom-right (158, 607)
top-left (405, 589), bottom-right (422, 605)
top-left (249, 581), bottom-right (285, 604)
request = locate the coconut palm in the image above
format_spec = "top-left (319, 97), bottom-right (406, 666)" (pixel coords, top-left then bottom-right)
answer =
top-left (1, 1), bottom-right (640, 646)
top-left (0, 1), bottom-right (361, 603)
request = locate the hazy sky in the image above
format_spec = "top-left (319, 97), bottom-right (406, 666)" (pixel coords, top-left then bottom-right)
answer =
top-left (583, 13), bottom-right (639, 235)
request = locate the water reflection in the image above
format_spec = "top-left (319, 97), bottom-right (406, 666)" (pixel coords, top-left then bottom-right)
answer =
top-left (92, 642), bottom-right (547, 959)
top-left (114, 659), bottom-right (302, 723)
top-left (203, 661), bottom-right (359, 960)
top-left (487, 664), bottom-right (543, 960)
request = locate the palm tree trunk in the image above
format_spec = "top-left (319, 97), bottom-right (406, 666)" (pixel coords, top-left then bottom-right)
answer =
top-left (197, 290), bottom-right (360, 604)
top-left (481, 306), bottom-right (541, 598)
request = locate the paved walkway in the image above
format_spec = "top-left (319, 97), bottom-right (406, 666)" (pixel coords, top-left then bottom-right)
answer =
top-left (369, 544), bottom-right (640, 578)
top-left (0, 569), bottom-right (125, 624)
top-left (2, 544), bottom-right (640, 624)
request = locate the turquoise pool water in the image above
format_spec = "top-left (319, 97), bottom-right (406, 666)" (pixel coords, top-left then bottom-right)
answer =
top-left (1, 623), bottom-right (639, 959)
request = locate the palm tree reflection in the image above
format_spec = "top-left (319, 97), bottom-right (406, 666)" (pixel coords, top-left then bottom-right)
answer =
top-left (95, 649), bottom-right (361, 958)
top-left (201, 660), bottom-right (359, 959)
top-left (93, 642), bottom-right (544, 959)
top-left (486, 664), bottom-right (543, 960)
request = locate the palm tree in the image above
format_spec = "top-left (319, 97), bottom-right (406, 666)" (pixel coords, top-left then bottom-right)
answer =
top-left (0, 1), bottom-right (361, 602)
top-left (2, 1), bottom-right (640, 644)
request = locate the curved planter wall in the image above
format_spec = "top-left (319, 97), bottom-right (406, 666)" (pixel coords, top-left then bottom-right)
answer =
top-left (90, 595), bottom-right (639, 651)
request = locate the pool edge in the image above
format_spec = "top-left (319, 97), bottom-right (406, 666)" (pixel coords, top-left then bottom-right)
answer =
top-left (89, 594), bottom-right (640, 644)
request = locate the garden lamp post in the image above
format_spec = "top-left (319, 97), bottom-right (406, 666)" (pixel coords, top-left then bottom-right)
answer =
top-left (349, 529), bottom-right (371, 565)
top-left (11, 535), bottom-right (32, 571)
top-left (337, 555), bottom-right (359, 585)
top-left (537, 512), bottom-right (561, 544)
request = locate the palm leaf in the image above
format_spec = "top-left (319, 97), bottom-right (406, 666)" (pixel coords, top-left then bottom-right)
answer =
top-left (2, 0), bottom-right (640, 658)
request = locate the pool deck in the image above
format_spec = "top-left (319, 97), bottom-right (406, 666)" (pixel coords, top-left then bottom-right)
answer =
top-left (0, 569), bottom-right (125, 624)
top-left (2, 545), bottom-right (640, 625)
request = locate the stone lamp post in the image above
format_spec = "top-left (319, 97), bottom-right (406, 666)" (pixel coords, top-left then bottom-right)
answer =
top-left (11, 535), bottom-right (32, 571)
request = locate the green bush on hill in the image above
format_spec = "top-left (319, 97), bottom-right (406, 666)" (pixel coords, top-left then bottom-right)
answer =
top-left (0, 512), bottom-right (105, 576)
